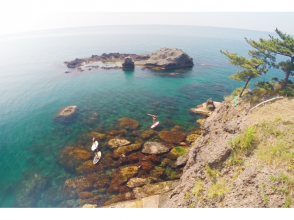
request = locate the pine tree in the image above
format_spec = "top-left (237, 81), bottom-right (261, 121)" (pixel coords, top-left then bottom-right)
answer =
top-left (220, 50), bottom-right (268, 97)
top-left (246, 29), bottom-right (294, 89)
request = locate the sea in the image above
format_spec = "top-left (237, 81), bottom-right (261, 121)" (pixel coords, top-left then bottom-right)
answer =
top-left (0, 25), bottom-right (284, 207)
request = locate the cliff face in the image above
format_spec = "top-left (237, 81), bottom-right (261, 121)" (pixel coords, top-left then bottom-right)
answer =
top-left (162, 98), bottom-right (294, 208)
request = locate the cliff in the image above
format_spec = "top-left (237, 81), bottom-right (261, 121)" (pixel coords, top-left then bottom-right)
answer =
top-left (161, 98), bottom-right (294, 208)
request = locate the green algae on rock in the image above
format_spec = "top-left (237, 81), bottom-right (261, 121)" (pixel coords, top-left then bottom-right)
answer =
top-left (59, 147), bottom-right (92, 173)
top-left (166, 147), bottom-right (189, 160)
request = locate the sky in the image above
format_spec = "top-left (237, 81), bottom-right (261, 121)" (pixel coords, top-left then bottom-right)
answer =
top-left (1, 0), bottom-right (294, 36)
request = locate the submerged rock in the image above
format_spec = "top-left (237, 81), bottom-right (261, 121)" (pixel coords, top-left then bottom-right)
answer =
top-left (103, 192), bottom-right (136, 206)
top-left (118, 117), bottom-right (139, 130)
top-left (112, 143), bottom-right (142, 158)
top-left (107, 138), bottom-right (131, 149)
top-left (142, 142), bottom-right (170, 154)
top-left (145, 48), bottom-right (194, 70)
top-left (14, 172), bottom-right (49, 207)
top-left (158, 131), bottom-right (186, 144)
top-left (140, 130), bottom-right (156, 139)
top-left (53, 106), bottom-right (78, 124)
top-left (185, 134), bottom-right (200, 143)
top-left (59, 147), bottom-right (92, 173)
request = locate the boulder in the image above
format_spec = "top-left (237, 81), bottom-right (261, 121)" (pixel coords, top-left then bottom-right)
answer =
top-left (189, 98), bottom-right (221, 116)
top-left (158, 131), bottom-right (186, 144)
top-left (142, 142), bottom-right (170, 154)
top-left (112, 143), bottom-right (142, 158)
top-left (54, 106), bottom-right (78, 124)
top-left (122, 57), bottom-right (135, 70)
top-left (103, 192), bottom-right (136, 206)
top-left (174, 152), bottom-right (189, 167)
top-left (107, 138), bottom-right (131, 149)
top-left (118, 117), bottom-right (139, 130)
top-left (145, 48), bottom-right (194, 70)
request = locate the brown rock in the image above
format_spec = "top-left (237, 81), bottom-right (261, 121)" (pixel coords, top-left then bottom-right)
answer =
top-left (140, 130), bottom-right (156, 139)
top-left (59, 147), bottom-right (92, 173)
top-left (158, 131), bottom-right (186, 144)
top-left (118, 117), bottom-right (139, 130)
top-left (127, 178), bottom-right (150, 188)
top-left (142, 142), bottom-right (170, 154)
top-left (112, 143), bottom-right (142, 158)
top-left (78, 192), bottom-right (95, 199)
top-left (186, 134), bottom-right (200, 143)
top-left (107, 129), bottom-right (127, 136)
top-left (107, 138), bottom-right (131, 149)
top-left (89, 132), bottom-right (106, 140)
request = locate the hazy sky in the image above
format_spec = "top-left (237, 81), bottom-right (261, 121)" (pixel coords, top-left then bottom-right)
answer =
top-left (1, 0), bottom-right (294, 35)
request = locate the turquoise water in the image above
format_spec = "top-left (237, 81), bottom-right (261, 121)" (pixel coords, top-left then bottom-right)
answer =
top-left (0, 25), bottom-right (284, 207)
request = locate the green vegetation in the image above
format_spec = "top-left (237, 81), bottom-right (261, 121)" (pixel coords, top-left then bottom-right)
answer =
top-left (205, 165), bottom-right (220, 179)
top-left (222, 28), bottom-right (294, 100)
top-left (220, 50), bottom-right (268, 97)
top-left (228, 126), bottom-right (256, 165)
top-left (261, 183), bottom-right (268, 204)
top-left (282, 195), bottom-right (291, 208)
top-left (174, 147), bottom-right (187, 153)
top-left (208, 181), bottom-right (229, 198)
top-left (192, 179), bottom-right (204, 196)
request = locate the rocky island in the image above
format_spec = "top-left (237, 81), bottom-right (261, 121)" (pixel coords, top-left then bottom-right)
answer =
top-left (64, 48), bottom-right (194, 71)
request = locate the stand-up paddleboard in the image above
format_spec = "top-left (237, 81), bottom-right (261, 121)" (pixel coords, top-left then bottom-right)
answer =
top-left (91, 141), bottom-right (99, 151)
top-left (151, 121), bottom-right (160, 129)
top-left (93, 151), bottom-right (102, 164)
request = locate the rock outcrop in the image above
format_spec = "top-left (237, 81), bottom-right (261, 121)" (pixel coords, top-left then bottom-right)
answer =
top-left (190, 98), bottom-right (221, 116)
top-left (145, 48), bottom-right (194, 70)
top-left (122, 57), bottom-right (135, 70)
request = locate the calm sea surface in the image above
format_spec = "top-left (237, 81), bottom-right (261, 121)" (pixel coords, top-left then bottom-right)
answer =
top-left (0, 25), bottom-right (283, 207)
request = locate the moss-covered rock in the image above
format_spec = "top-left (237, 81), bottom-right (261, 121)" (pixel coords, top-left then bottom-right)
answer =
top-left (142, 142), bottom-right (170, 154)
top-left (158, 131), bottom-right (186, 144)
top-left (112, 143), bottom-right (142, 158)
top-left (160, 158), bottom-right (174, 167)
top-left (185, 134), bottom-right (200, 143)
top-left (118, 117), bottom-right (139, 130)
top-left (107, 129), bottom-right (127, 136)
top-left (140, 130), bottom-right (156, 139)
top-left (76, 160), bottom-right (103, 175)
top-left (140, 160), bottom-right (154, 171)
top-left (166, 147), bottom-right (189, 160)
top-left (59, 146), bottom-right (92, 173)
top-left (102, 153), bottom-right (122, 167)
top-left (89, 132), bottom-right (106, 140)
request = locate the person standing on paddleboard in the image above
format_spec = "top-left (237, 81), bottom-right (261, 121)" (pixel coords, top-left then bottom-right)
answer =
top-left (147, 114), bottom-right (157, 124)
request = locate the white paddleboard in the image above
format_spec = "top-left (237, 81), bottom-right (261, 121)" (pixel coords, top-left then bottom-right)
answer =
top-left (93, 151), bottom-right (102, 164)
top-left (151, 121), bottom-right (160, 129)
top-left (91, 141), bottom-right (99, 151)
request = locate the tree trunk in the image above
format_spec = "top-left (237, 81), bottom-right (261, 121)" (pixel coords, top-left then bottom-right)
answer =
top-left (239, 77), bottom-right (252, 97)
top-left (282, 71), bottom-right (290, 89)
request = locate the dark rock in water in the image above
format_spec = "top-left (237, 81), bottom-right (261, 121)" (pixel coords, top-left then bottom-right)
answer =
top-left (14, 172), bottom-right (49, 207)
top-left (40, 185), bottom-right (64, 207)
top-left (65, 71), bottom-right (70, 73)
top-left (67, 58), bottom-right (84, 68)
top-left (122, 57), bottom-right (135, 70)
top-left (142, 142), bottom-right (170, 154)
top-left (53, 106), bottom-right (78, 124)
top-left (145, 48), bottom-right (194, 70)
top-left (158, 131), bottom-right (186, 144)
